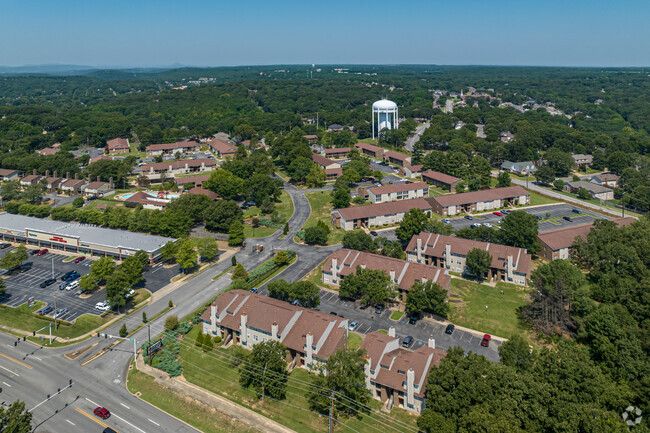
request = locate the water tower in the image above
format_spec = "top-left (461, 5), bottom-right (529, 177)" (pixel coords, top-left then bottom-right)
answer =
top-left (372, 99), bottom-right (398, 139)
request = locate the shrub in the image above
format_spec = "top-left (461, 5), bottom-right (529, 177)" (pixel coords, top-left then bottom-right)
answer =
top-left (177, 321), bottom-right (193, 335)
top-left (231, 255), bottom-right (237, 266)
top-left (164, 315), bottom-right (179, 331)
top-left (213, 336), bottom-right (222, 344)
top-left (168, 299), bottom-right (174, 308)
top-left (142, 312), bottom-right (148, 323)
top-left (119, 323), bottom-right (128, 338)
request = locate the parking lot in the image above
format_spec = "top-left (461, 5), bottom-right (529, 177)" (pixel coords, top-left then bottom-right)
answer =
top-left (0, 247), bottom-right (179, 322)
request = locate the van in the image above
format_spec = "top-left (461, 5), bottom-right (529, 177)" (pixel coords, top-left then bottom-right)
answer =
top-left (66, 280), bottom-right (80, 291)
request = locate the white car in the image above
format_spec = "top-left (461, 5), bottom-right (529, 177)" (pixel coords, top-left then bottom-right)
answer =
top-left (124, 289), bottom-right (135, 299)
top-left (95, 301), bottom-right (110, 312)
top-left (441, 218), bottom-right (451, 224)
top-left (484, 223), bottom-right (493, 228)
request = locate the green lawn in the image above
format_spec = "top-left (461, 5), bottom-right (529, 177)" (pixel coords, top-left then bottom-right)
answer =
top-left (243, 225), bottom-right (277, 238)
top-left (348, 332), bottom-right (363, 350)
top-left (303, 191), bottom-right (346, 245)
top-left (448, 280), bottom-right (531, 339)
top-left (242, 191), bottom-right (295, 238)
top-left (0, 301), bottom-right (112, 340)
top-left (528, 190), bottom-right (560, 206)
top-left (127, 367), bottom-right (256, 433)
top-left (302, 261), bottom-right (329, 290)
top-left (177, 326), bottom-right (418, 433)
top-left (390, 311), bottom-right (404, 320)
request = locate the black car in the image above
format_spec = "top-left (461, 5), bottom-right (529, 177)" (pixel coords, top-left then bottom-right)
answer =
top-left (563, 216), bottom-right (573, 222)
top-left (402, 336), bottom-right (414, 347)
top-left (370, 231), bottom-right (378, 236)
top-left (39, 278), bottom-right (57, 288)
top-left (64, 272), bottom-right (80, 282)
top-left (0, 243), bottom-right (9, 249)
top-left (408, 315), bottom-right (418, 325)
top-left (29, 249), bottom-right (40, 256)
top-left (536, 215), bottom-right (542, 220)
top-left (445, 324), bottom-right (455, 334)
top-left (374, 305), bottom-right (384, 315)
top-left (329, 311), bottom-right (338, 316)
top-left (464, 215), bottom-right (473, 220)
top-left (19, 262), bottom-right (32, 273)
top-left (572, 209), bottom-right (581, 214)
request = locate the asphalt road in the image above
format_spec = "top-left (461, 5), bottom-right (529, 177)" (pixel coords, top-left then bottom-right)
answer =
top-left (405, 123), bottom-right (430, 152)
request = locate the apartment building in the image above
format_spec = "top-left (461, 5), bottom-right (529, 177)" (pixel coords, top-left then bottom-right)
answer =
top-left (564, 181), bottom-right (614, 200)
top-left (382, 151), bottom-right (411, 167)
top-left (106, 138), bottom-right (130, 155)
top-left (421, 170), bottom-right (462, 192)
top-left (208, 138), bottom-right (237, 157)
top-left (0, 169), bottom-right (22, 182)
top-left (201, 290), bottom-right (349, 371)
top-left (331, 198), bottom-right (432, 230)
top-left (427, 186), bottom-right (529, 216)
top-left (145, 141), bottom-right (201, 156)
top-left (405, 232), bottom-right (531, 285)
top-left (400, 165), bottom-right (423, 179)
top-left (312, 153), bottom-right (340, 170)
top-left (367, 182), bottom-right (429, 204)
top-left (355, 142), bottom-right (385, 159)
top-left (139, 158), bottom-right (217, 181)
top-left (323, 147), bottom-right (351, 159)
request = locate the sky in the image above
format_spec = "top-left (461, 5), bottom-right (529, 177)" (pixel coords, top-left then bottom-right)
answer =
top-left (1, 0), bottom-right (648, 68)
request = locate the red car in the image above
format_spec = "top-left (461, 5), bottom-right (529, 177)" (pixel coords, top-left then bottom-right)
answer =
top-left (480, 334), bottom-right (491, 347)
top-left (492, 211), bottom-right (502, 216)
top-left (36, 248), bottom-right (49, 256)
top-left (74, 256), bottom-right (84, 263)
top-left (93, 407), bottom-right (110, 419)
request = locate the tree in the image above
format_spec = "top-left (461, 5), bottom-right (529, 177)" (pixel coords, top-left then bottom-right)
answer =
top-left (228, 221), bottom-right (246, 246)
top-left (119, 255), bottom-right (145, 287)
top-left (105, 270), bottom-right (130, 312)
top-left (273, 250), bottom-right (291, 266)
top-left (203, 200), bottom-right (243, 233)
top-left (553, 178), bottom-right (565, 190)
top-left (373, 237), bottom-right (405, 259)
top-left (606, 151), bottom-right (630, 175)
top-left (342, 230), bottom-right (374, 252)
top-left (72, 196), bottom-right (85, 208)
top-left (286, 156), bottom-right (314, 183)
top-left (305, 165), bottom-right (326, 188)
top-left (21, 183), bottom-right (46, 205)
top-left (304, 226), bottom-right (328, 245)
top-left (283, 223), bottom-right (289, 235)
top-left (534, 164), bottom-right (555, 185)
top-left (500, 210), bottom-right (539, 253)
top-left (422, 219), bottom-right (453, 235)
top-left (78, 273), bottom-right (96, 292)
top-left (119, 323), bottom-right (128, 337)
top-left (545, 148), bottom-right (574, 176)
top-left (308, 348), bottom-right (371, 419)
top-left (164, 315), bottom-right (179, 331)
top-left (161, 241), bottom-right (178, 263)
top-left (405, 280), bottom-right (449, 318)
top-left (395, 208), bottom-right (429, 243)
top-left (89, 256), bottom-right (115, 282)
top-left (268, 279), bottom-right (320, 308)
top-left (0, 400), bottom-right (32, 433)
top-left (498, 335), bottom-right (532, 371)
top-left (0, 245), bottom-right (28, 270)
top-left (196, 237), bottom-right (219, 262)
top-left (465, 248), bottom-right (492, 280)
top-left (176, 240), bottom-right (198, 272)
top-left (203, 169), bottom-right (245, 200)
top-left (239, 340), bottom-right (288, 400)
top-left (232, 263), bottom-right (248, 281)
top-left (0, 181), bottom-right (22, 202)
top-left (496, 171), bottom-right (512, 188)
top-left (331, 178), bottom-right (351, 208)
top-left (0, 278), bottom-right (5, 296)
top-left (578, 188), bottom-right (591, 200)
top-left (339, 266), bottom-right (395, 306)
top-left (231, 255), bottom-right (237, 266)
top-left (166, 194), bottom-right (211, 224)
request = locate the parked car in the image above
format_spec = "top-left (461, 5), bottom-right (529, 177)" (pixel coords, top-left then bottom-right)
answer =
top-left (124, 289), bottom-right (135, 299)
top-left (536, 215), bottom-right (542, 220)
top-left (66, 280), bottom-right (80, 291)
top-left (0, 243), bottom-right (9, 249)
top-left (563, 216), bottom-right (573, 222)
top-left (408, 315), bottom-right (418, 325)
top-left (402, 336), bottom-right (414, 348)
top-left (103, 427), bottom-right (118, 433)
top-left (93, 407), bottom-right (111, 420)
top-left (40, 278), bottom-right (57, 288)
top-left (291, 299), bottom-right (300, 306)
top-left (470, 223), bottom-right (482, 228)
top-left (61, 271), bottom-right (75, 281)
top-left (59, 281), bottom-right (69, 290)
top-left (480, 334), bottom-right (491, 347)
top-left (464, 215), bottom-right (473, 220)
top-left (348, 320), bottom-right (359, 331)
top-left (74, 256), bottom-right (85, 263)
top-left (484, 223), bottom-right (493, 228)
top-left (501, 210), bottom-right (510, 215)
top-left (66, 272), bottom-right (81, 282)
top-left (74, 289), bottom-right (83, 296)
top-left (249, 287), bottom-right (258, 293)
top-left (572, 209), bottom-right (581, 214)
top-left (370, 231), bottom-right (378, 236)
top-left (30, 249), bottom-right (41, 256)
top-left (19, 263), bottom-right (32, 273)
top-left (36, 249), bottom-right (48, 256)
top-left (374, 305), bottom-right (384, 315)
top-left (441, 218), bottom-right (451, 224)
top-left (95, 301), bottom-right (110, 311)
top-left (53, 308), bottom-right (67, 319)
top-left (492, 211), bottom-right (502, 216)
top-left (445, 324), bottom-right (455, 334)
top-left (37, 305), bottom-right (54, 315)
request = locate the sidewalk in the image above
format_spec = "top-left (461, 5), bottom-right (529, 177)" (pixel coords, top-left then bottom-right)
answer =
top-left (134, 354), bottom-right (296, 433)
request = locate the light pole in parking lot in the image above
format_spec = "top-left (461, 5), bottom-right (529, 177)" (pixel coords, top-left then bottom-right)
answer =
top-left (51, 257), bottom-right (54, 278)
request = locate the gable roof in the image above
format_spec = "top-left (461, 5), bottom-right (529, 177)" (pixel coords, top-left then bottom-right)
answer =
top-left (355, 142), bottom-right (384, 154)
top-left (591, 173), bottom-right (620, 182)
top-left (84, 181), bottom-right (109, 190)
top-left (141, 158), bottom-right (216, 172)
top-left (428, 186), bottom-right (528, 207)
top-left (312, 153), bottom-right (337, 168)
top-left (106, 138), bottom-right (130, 150)
top-left (209, 138), bottom-right (237, 154)
top-left (324, 147), bottom-right (351, 156)
top-left (146, 141), bottom-right (200, 152)
top-left (537, 217), bottom-right (634, 251)
top-left (421, 170), bottom-right (462, 185)
top-left (188, 188), bottom-right (219, 200)
top-left (125, 191), bottom-right (168, 208)
top-left (333, 198), bottom-right (431, 221)
top-left (368, 182), bottom-right (428, 196)
top-left (383, 150), bottom-right (410, 161)
top-left (566, 181), bottom-right (611, 194)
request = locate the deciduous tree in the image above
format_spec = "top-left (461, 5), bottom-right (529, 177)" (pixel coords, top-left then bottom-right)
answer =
top-left (239, 340), bottom-right (288, 400)
top-left (465, 248), bottom-right (492, 280)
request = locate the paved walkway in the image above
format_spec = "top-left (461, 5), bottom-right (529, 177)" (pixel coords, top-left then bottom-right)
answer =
top-left (134, 354), bottom-right (296, 433)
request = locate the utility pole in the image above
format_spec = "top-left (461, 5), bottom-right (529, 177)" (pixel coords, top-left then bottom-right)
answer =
top-left (328, 391), bottom-right (334, 433)
top-left (53, 292), bottom-right (57, 331)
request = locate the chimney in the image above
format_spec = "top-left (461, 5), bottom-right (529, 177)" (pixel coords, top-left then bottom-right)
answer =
top-left (53, 170), bottom-right (58, 178)
top-left (445, 244), bottom-right (452, 268)
top-left (331, 258), bottom-right (338, 280)
top-left (45, 170), bottom-right (50, 177)
top-left (74, 173), bottom-right (79, 180)
top-left (507, 255), bottom-right (513, 280)
top-left (240, 314), bottom-right (248, 345)
top-left (87, 174), bottom-right (92, 182)
top-left (428, 336), bottom-right (435, 349)
top-left (305, 333), bottom-right (314, 366)
top-left (406, 369), bottom-right (415, 406)
top-left (210, 304), bottom-right (217, 324)
top-left (33, 169), bottom-right (37, 175)
top-left (364, 356), bottom-right (372, 388)
top-left (271, 322), bottom-right (278, 340)
top-left (388, 326), bottom-right (396, 338)
top-left (389, 269), bottom-right (396, 281)
top-left (109, 177), bottom-right (114, 189)
top-left (66, 172), bottom-right (70, 179)
top-left (416, 237), bottom-right (423, 262)
top-left (422, 277), bottom-right (428, 284)
top-left (97, 175), bottom-right (101, 183)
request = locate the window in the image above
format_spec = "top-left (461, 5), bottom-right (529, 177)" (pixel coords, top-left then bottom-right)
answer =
top-left (253, 335), bottom-right (258, 341)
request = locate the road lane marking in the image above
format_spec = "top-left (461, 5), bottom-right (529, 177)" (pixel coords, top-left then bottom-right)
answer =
top-left (66, 419), bottom-right (76, 426)
top-left (148, 419), bottom-right (160, 426)
top-left (74, 408), bottom-right (108, 429)
top-left (120, 403), bottom-right (130, 409)
top-left (111, 412), bottom-right (147, 433)
top-left (30, 356), bottom-right (42, 361)
top-left (2, 381), bottom-right (11, 387)
top-left (84, 397), bottom-right (100, 407)
top-left (0, 353), bottom-right (32, 370)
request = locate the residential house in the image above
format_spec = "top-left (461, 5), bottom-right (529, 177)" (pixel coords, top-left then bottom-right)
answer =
top-left (328, 124), bottom-right (344, 132)
top-left (382, 151), bottom-right (411, 167)
top-left (564, 181), bottom-right (614, 200)
top-left (323, 147), bottom-right (351, 159)
top-left (572, 154), bottom-right (593, 168)
top-left (367, 182), bottom-right (429, 204)
top-left (140, 159), bottom-right (217, 181)
top-left (125, 191), bottom-right (167, 210)
top-left (209, 139), bottom-right (237, 158)
top-left (500, 161), bottom-right (536, 176)
top-left (60, 175), bottom-right (86, 194)
top-left (175, 174), bottom-right (213, 189)
top-left (0, 169), bottom-right (22, 182)
top-left (361, 331), bottom-right (446, 414)
top-left (325, 168), bottom-right (343, 180)
top-left (312, 154), bottom-right (341, 170)
top-left (590, 173), bottom-right (620, 189)
top-left (321, 249), bottom-right (451, 300)
top-left (145, 141), bottom-right (201, 156)
top-left (406, 232), bottom-right (531, 286)
top-left (89, 154), bottom-right (113, 164)
top-left (499, 132), bottom-right (514, 143)
top-left (303, 135), bottom-right (319, 145)
top-left (201, 290), bottom-right (349, 371)
top-left (421, 170), bottom-right (462, 192)
top-left (42, 176), bottom-right (63, 192)
top-left (331, 198), bottom-right (432, 231)
top-left (83, 177), bottom-right (114, 198)
top-left (20, 171), bottom-right (43, 187)
top-left (400, 165), bottom-right (423, 179)
top-left (36, 145), bottom-right (60, 156)
top-left (355, 142), bottom-right (385, 159)
top-left (426, 186), bottom-right (530, 216)
top-left (106, 138), bottom-right (130, 155)
top-left (537, 217), bottom-right (634, 260)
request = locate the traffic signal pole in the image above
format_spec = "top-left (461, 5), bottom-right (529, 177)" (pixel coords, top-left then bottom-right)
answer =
top-left (97, 333), bottom-right (137, 359)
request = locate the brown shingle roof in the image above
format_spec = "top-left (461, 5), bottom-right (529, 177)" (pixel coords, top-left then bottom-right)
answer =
top-left (188, 188), bottom-right (218, 200)
top-left (333, 198), bottom-right (431, 221)
top-left (61, 179), bottom-right (85, 188)
top-left (312, 153), bottom-right (336, 168)
top-left (368, 182), bottom-right (428, 196)
top-left (324, 147), bottom-right (351, 156)
top-left (406, 232), bottom-right (532, 276)
top-left (146, 141), bottom-right (200, 152)
top-left (0, 169), bottom-right (20, 176)
top-left (175, 174), bottom-right (212, 186)
top-left (429, 186), bottom-right (528, 207)
top-left (325, 168), bottom-right (343, 177)
top-left (592, 173), bottom-right (620, 182)
top-left (125, 191), bottom-right (167, 209)
top-left (141, 158), bottom-right (216, 171)
top-left (90, 155), bottom-right (113, 164)
top-left (383, 150), bottom-right (410, 161)
top-left (355, 142), bottom-right (384, 154)
top-left (537, 217), bottom-right (634, 251)
top-left (421, 170), bottom-right (462, 185)
top-left (20, 174), bottom-right (41, 183)
top-left (106, 138), bottom-right (129, 150)
top-left (85, 181), bottom-right (108, 190)
top-left (209, 139), bottom-right (236, 154)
